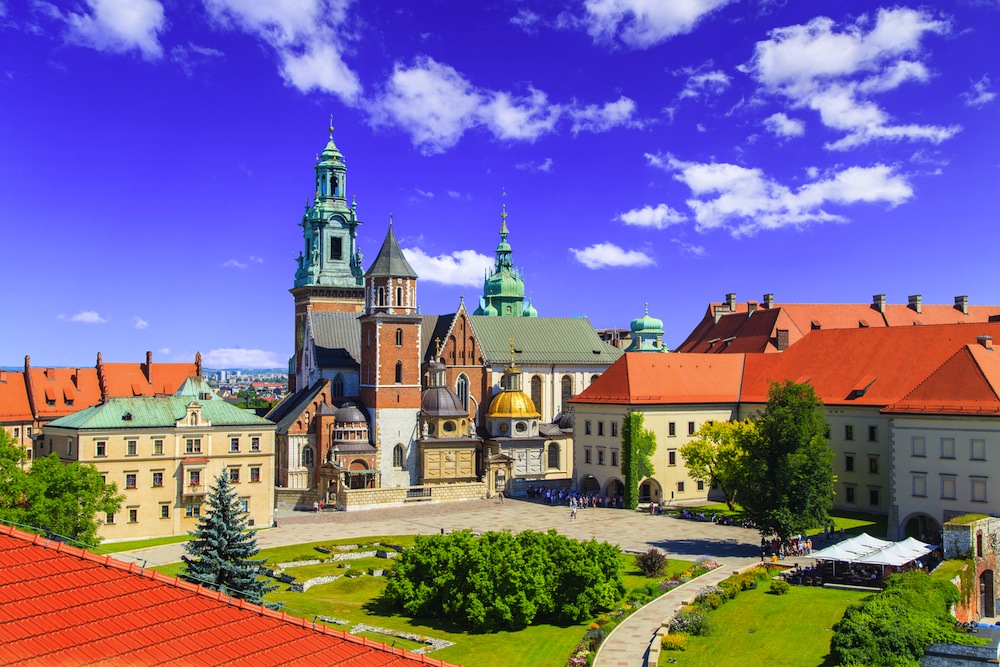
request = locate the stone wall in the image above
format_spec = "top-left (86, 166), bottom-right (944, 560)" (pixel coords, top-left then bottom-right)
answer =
top-left (275, 487), bottom-right (321, 511)
top-left (922, 637), bottom-right (1000, 666)
top-left (943, 516), bottom-right (1000, 622)
top-left (337, 482), bottom-right (486, 511)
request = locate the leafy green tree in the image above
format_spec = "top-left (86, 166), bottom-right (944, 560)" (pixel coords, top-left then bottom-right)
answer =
top-left (737, 381), bottom-right (834, 539)
top-left (621, 411), bottom-right (656, 510)
top-left (680, 419), bottom-right (755, 510)
top-left (0, 430), bottom-right (123, 548)
top-left (181, 473), bottom-right (276, 604)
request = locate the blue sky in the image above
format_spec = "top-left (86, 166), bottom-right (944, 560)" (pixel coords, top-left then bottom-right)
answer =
top-left (2, 0), bottom-right (997, 368)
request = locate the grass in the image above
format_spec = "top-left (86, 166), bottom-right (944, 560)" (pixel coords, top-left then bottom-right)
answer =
top-left (658, 584), bottom-right (870, 667)
top-left (621, 554), bottom-right (697, 592)
top-left (103, 534), bottom-right (191, 552)
top-left (663, 504), bottom-right (888, 538)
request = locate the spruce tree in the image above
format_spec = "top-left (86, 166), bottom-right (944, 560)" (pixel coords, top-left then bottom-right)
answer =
top-left (181, 472), bottom-right (276, 604)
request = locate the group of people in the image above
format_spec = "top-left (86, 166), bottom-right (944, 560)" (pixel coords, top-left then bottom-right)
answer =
top-left (762, 535), bottom-right (814, 561)
top-left (526, 486), bottom-right (625, 509)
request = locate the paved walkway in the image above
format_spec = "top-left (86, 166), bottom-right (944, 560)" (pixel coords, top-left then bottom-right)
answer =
top-left (593, 557), bottom-right (756, 667)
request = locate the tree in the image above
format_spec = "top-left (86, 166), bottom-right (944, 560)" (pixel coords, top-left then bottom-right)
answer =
top-left (621, 411), bottom-right (656, 510)
top-left (737, 381), bottom-right (834, 540)
top-left (181, 473), bottom-right (276, 604)
top-left (680, 419), bottom-right (756, 510)
top-left (0, 430), bottom-right (123, 548)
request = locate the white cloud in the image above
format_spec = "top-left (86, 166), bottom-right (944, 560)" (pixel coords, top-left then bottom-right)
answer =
top-left (678, 67), bottom-right (731, 100)
top-left (649, 152), bottom-right (914, 236)
top-left (250, 255), bottom-right (264, 264)
top-left (222, 259), bottom-right (248, 269)
top-left (402, 247), bottom-right (493, 287)
top-left (205, 0), bottom-right (361, 102)
top-left (617, 203), bottom-right (686, 229)
top-left (510, 8), bottom-right (541, 32)
top-left (570, 242), bottom-right (654, 269)
top-left (583, 0), bottom-right (735, 48)
top-left (763, 112), bottom-right (805, 137)
top-left (516, 157), bottom-right (554, 172)
top-left (158, 347), bottom-right (171, 355)
top-left (203, 348), bottom-right (282, 368)
top-left (65, 0), bottom-right (165, 60)
top-left (746, 8), bottom-right (959, 150)
top-left (963, 75), bottom-right (996, 108)
top-left (375, 57), bottom-right (632, 153)
top-left (170, 43), bottom-right (223, 76)
top-left (69, 310), bottom-right (108, 324)
top-left (569, 96), bottom-right (640, 135)
top-left (133, 316), bottom-right (148, 329)
top-left (672, 239), bottom-right (707, 258)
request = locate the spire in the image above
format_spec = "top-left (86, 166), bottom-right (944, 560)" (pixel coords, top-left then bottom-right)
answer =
top-left (365, 219), bottom-right (418, 279)
top-left (500, 189), bottom-right (509, 238)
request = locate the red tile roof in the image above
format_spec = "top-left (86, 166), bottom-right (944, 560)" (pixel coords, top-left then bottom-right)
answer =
top-left (885, 343), bottom-right (1000, 415)
top-left (27, 367), bottom-right (102, 419)
top-left (570, 353), bottom-right (745, 405)
top-left (0, 372), bottom-right (32, 421)
top-left (0, 525), bottom-right (455, 667)
top-left (99, 362), bottom-right (199, 398)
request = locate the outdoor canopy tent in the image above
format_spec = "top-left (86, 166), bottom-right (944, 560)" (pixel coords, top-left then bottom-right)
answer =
top-left (811, 533), bottom-right (935, 567)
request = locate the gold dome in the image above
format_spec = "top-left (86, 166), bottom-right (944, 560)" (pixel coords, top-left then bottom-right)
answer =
top-left (487, 390), bottom-right (540, 419)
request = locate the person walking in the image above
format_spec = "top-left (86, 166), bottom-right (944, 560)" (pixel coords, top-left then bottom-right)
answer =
top-left (498, 490), bottom-right (504, 505)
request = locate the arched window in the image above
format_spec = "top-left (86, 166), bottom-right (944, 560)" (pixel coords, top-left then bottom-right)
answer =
top-left (301, 446), bottom-right (314, 468)
top-left (457, 374), bottom-right (469, 410)
top-left (393, 444), bottom-right (405, 469)
top-left (377, 286), bottom-right (386, 307)
top-left (591, 374), bottom-right (600, 385)
top-left (530, 375), bottom-right (542, 413)
top-left (395, 328), bottom-right (403, 347)
top-left (332, 373), bottom-right (344, 397)
top-left (396, 286), bottom-right (403, 306)
top-left (395, 361), bottom-right (403, 384)
top-left (561, 375), bottom-right (574, 411)
top-left (548, 443), bottom-right (560, 469)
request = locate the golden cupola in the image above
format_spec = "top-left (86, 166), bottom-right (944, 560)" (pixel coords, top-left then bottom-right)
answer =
top-left (487, 338), bottom-right (540, 438)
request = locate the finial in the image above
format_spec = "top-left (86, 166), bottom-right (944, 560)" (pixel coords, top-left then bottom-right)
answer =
top-left (389, 212), bottom-right (393, 228)
top-left (508, 336), bottom-right (516, 367)
top-left (328, 114), bottom-right (334, 138)
top-left (315, 153), bottom-right (320, 163)
top-left (351, 194), bottom-right (357, 211)
top-left (435, 337), bottom-right (443, 358)
top-left (645, 302), bottom-right (649, 315)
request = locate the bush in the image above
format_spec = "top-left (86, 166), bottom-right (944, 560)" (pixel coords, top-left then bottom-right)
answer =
top-left (700, 592), bottom-right (726, 609)
top-left (635, 548), bottom-right (667, 578)
top-left (769, 580), bottom-right (791, 595)
top-left (661, 634), bottom-right (688, 651)
top-left (669, 606), bottom-right (712, 636)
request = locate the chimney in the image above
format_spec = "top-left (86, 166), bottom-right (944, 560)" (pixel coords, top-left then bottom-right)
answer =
top-left (978, 335), bottom-right (993, 350)
top-left (763, 293), bottom-right (774, 309)
top-left (776, 329), bottom-right (789, 351)
top-left (872, 294), bottom-right (886, 314)
top-left (726, 293), bottom-right (736, 310)
top-left (955, 295), bottom-right (969, 315)
top-left (908, 294), bottom-right (922, 314)
top-left (145, 350), bottom-right (153, 383)
top-left (0, 370), bottom-right (6, 383)
top-left (24, 355), bottom-right (30, 373)
top-left (195, 351), bottom-right (203, 377)
top-left (747, 300), bottom-right (758, 314)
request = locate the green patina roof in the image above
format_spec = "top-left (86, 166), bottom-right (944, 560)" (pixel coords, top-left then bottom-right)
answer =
top-left (48, 378), bottom-right (272, 430)
top-left (469, 316), bottom-right (623, 365)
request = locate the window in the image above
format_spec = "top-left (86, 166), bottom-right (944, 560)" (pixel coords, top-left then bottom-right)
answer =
top-left (250, 467), bottom-right (261, 483)
top-left (457, 375), bottom-right (469, 410)
top-left (395, 361), bottom-right (403, 384)
top-left (396, 286), bottom-right (403, 307)
top-left (869, 488), bottom-right (880, 506)
top-left (152, 472), bottom-right (163, 487)
top-left (301, 446), bottom-right (314, 468)
top-left (585, 449), bottom-right (592, 464)
top-left (611, 421), bottom-right (618, 437)
top-left (845, 486), bottom-right (856, 504)
top-left (941, 475), bottom-right (957, 500)
top-left (227, 468), bottom-right (239, 483)
top-left (395, 328), bottom-right (403, 347)
top-left (106, 513), bottom-right (115, 525)
top-left (125, 473), bottom-right (137, 489)
top-left (240, 498), bottom-right (249, 513)
top-left (668, 422), bottom-right (676, 437)
top-left (189, 470), bottom-right (201, 486)
top-left (26, 427), bottom-right (31, 437)
top-left (160, 505), bottom-right (170, 519)
top-left (332, 373), bottom-right (345, 397)
top-left (153, 439), bottom-right (164, 455)
top-left (585, 421), bottom-right (592, 435)
top-left (868, 426), bottom-right (878, 442)
top-left (697, 479), bottom-right (705, 491)
top-left (677, 481), bottom-right (685, 493)
top-left (912, 474), bottom-right (927, 497)
top-left (96, 441), bottom-right (106, 457)
top-left (329, 237), bottom-right (342, 260)
top-left (598, 422), bottom-right (604, 437)
top-left (393, 444), bottom-right (405, 469)
top-left (971, 439), bottom-right (986, 461)
top-left (377, 286), bottom-right (385, 307)
top-left (548, 443), bottom-right (560, 469)
top-left (126, 440), bottom-right (137, 456)
top-left (688, 421), bottom-right (696, 436)
top-left (185, 504), bottom-right (201, 518)
top-left (67, 440), bottom-right (73, 457)
top-left (868, 456), bottom-right (879, 474)
top-left (668, 450), bottom-right (676, 466)
top-left (845, 425), bottom-right (854, 441)
top-left (13, 428), bottom-right (18, 437)
top-left (845, 454), bottom-right (855, 472)
top-left (972, 478), bottom-right (988, 503)
top-left (597, 450), bottom-right (605, 465)
top-left (230, 437), bottom-right (240, 453)
top-left (941, 438), bottom-right (956, 459)
top-left (530, 376), bottom-right (542, 414)
top-left (611, 451), bottom-right (618, 467)
top-left (250, 436), bottom-right (260, 452)
top-left (185, 438), bottom-right (202, 454)
top-left (911, 436), bottom-right (925, 457)
top-left (128, 509), bottom-right (138, 524)
top-left (560, 376), bottom-right (574, 411)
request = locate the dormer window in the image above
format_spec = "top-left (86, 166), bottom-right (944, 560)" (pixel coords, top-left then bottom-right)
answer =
top-left (122, 412), bottom-right (133, 422)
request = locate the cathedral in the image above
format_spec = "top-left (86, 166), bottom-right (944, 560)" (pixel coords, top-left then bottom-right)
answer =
top-left (268, 125), bottom-right (621, 509)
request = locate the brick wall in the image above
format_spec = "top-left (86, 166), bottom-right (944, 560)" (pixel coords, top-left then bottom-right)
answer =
top-left (336, 482), bottom-right (486, 511)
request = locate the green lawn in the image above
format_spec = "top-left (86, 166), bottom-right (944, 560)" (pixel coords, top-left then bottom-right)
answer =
top-left (103, 534), bottom-right (192, 552)
top-left (621, 554), bottom-right (697, 592)
top-left (658, 584), bottom-right (870, 667)
top-left (663, 504), bottom-right (888, 538)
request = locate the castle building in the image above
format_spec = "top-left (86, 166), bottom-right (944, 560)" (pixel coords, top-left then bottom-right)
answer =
top-left (473, 203), bottom-right (537, 318)
top-left (624, 304), bottom-right (668, 353)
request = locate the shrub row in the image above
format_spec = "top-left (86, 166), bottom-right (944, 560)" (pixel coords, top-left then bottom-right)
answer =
top-left (666, 566), bottom-right (773, 641)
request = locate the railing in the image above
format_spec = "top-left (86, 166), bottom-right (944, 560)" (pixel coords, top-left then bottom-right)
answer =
top-left (406, 487), bottom-right (433, 500)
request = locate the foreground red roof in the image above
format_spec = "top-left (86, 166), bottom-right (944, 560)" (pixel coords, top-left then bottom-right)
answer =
top-left (570, 353), bottom-right (745, 405)
top-left (0, 525), bottom-right (456, 667)
top-left (885, 343), bottom-right (1000, 415)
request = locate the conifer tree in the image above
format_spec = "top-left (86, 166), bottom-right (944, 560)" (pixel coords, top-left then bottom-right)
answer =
top-left (181, 473), bottom-right (276, 604)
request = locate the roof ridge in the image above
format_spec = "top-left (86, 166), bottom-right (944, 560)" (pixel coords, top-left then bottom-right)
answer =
top-left (967, 345), bottom-right (1000, 403)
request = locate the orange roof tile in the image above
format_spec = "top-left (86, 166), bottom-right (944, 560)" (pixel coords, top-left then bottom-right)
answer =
top-left (0, 372), bottom-right (32, 421)
top-left (27, 367), bottom-right (101, 419)
top-left (885, 343), bottom-right (1000, 415)
top-left (0, 525), bottom-right (454, 667)
top-left (100, 362), bottom-right (198, 397)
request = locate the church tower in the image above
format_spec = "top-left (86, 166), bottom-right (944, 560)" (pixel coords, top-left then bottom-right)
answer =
top-left (290, 119), bottom-right (365, 390)
top-left (474, 200), bottom-right (538, 318)
top-left (359, 220), bottom-right (422, 486)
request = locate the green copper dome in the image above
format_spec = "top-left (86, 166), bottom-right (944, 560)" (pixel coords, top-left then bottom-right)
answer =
top-left (626, 304), bottom-right (668, 353)
top-left (473, 200), bottom-right (537, 317)
top-left (630, 304), bottom-right (664, 334)
top-left (522, 299), bottom-right (537, 317)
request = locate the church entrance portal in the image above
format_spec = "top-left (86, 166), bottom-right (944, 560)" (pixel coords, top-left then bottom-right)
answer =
top-left (604, 478), bottom-right (624, 501)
